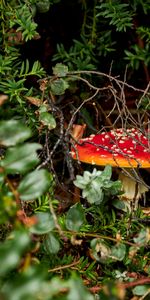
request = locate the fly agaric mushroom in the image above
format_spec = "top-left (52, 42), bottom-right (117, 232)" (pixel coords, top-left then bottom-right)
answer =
top-left (71, 128), bottom-right (150, 208)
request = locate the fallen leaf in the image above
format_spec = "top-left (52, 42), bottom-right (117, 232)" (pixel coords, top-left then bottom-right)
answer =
top-left (25, 96), bottom-right (42, 107)
top-left (0, 94), bottom-right (8, 106)
top-left (71, 124), bottom-right (86, 142)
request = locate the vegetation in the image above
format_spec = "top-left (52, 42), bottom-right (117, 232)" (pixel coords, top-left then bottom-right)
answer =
top-left (0, 1), bottom-right (150, 299)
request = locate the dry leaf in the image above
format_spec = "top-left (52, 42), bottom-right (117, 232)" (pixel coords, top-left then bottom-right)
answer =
top-left (7, 30), bottom-right (23, 45)
top-left (25, 96), bottom-right (42, 107)
top-left (116, 231), bottom-right (122, 242)
top-left (71, 124), bottom-right (86, 142)
top-left (39, 79), bottom-right (48, 92)
top-left (71, 235), bottom-right (83, 245)
top-left (129, 247), bottom-right (138, 259)
top-left (7, 29), bottom-right (40, 45)
top-left (141, 207), bottom-right (150, 216)
top-left (0, 94), bottom-right (8, 106)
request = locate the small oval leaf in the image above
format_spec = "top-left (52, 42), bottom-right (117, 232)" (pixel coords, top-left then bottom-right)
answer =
top-left (0, 230), bottom-right (30, 276)
top-left (66, 203), bottom-right (85, 232)
top-left (18, 169), bottom-right (52, 201)
top-left (30, 212), bottom-right (55, 234)
top-left (1, 143), bottom-right (42, 174)
top-left (0, 120), bottom-right (31, 146)
top-left (39, 112), bottom-right (56, 130)
top-left (44, 233), bottom-right (60, 254)
top-left (50, 78), bottom-right (69, 95)
top-left (52, 63), bottom-right (68, 77)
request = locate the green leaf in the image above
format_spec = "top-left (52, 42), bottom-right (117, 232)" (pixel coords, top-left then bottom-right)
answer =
top-left (83, 185), bottom-right (104, 205)
top-left (68, 275), bottom-right (94, 300)
top-left (108, 180), bottom-right (122, 195)
top-left (74, 169), bottom-right (104, 204)
top-left (44, 232), bottom-right (60, 254)
top-left (74, 167), bottom-right (121, 205)
top-left (39, 112), bottom-right (56, 130)
top-left (101, 165), bottom-right (112, 180)
top-left (1, 266), bottom-right (45, 300)
top-left (0, 173), bottom-right (4, 184)
top-left (82, 181), bottom-right (104, 205)
top-left (112, 199), bottom-right (126, 211)
top-left (18, 169), bottom-right (52, 201)
top-left (53, 63), bottom-right (68, 77)
top-left (30, 212), bottom-right (55, 234)
top-left (74, 174), bottom-right (90, 189)
top-left (0, 120), bottom-right (31, 146)
top-left (110, 243), bottom-right (126, 261)
top-left (50, 78), bottom-right (69, 95)
top-left (36, 1), bottom-right (50, 13)
top-left (133, 228), bottom-right (150, 245)
top-left (66, 203), bottom-right (85, 231)
top-left (0, 230), bottom-right (30, 276)
top-left (1, 143), bottom-right (42, 174)
top-left (133, 285), bottom-right (150, 296)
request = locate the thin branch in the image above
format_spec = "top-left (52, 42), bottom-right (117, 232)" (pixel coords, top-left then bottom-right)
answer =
top-left (49, 199), bottom-right (67, 240)
top-left (68, 70), bottom-right (150, 93)
top-left (48, 259), bottom-right (80, 273)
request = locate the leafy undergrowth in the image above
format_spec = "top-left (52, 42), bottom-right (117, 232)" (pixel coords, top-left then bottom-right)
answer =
top-left (0, 120), bottom-right (150, 300)
top-left (1, 1), bottom-right (150, 299)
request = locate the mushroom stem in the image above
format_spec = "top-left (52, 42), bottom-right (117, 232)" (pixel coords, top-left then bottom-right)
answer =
top-left (118, 169), bottom-right (148, 210)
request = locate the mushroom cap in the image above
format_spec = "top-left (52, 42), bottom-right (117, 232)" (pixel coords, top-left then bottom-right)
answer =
top-left (71, 128), bottom-right (150, 168)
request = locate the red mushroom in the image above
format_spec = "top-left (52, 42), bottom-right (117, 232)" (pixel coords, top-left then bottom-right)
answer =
top-left (71, 128), bottom-right (150, 208)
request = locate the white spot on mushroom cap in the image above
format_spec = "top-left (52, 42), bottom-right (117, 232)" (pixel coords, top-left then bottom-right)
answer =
top-left (137, 132), bottom-right (142, 136)
top-left (119, 140), bottom-right (125, 144)
top-left (116, 133), bottom-right (123, 137)
top-left (83, 137), bottom-right (89, 141)
top-left (111, 145), bottom-right (117, 148)
top-left (90, 134), bottom-right (95, 138)
top-left (70, 151), bottom-right (75, 156)
top-left (111, 130), bottom-right (115, 135)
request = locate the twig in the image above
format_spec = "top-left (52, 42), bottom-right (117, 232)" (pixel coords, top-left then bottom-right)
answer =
top-left (49, 199), bottom-right (67, 241)
top-left (139, 289), bottom-right (150, 300)
top-left (68, 70), bottom-right (150, 93)
top-left (120, 277), bottom-right (150, 289)
top-left (65, 89), bottom-right (99, 136)
top-left (48, 259), bottom-right (80, 273)
top-left (60, 230), bottom-right (137, 247)
top-left (89, 277), bottom-right (150, 294)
